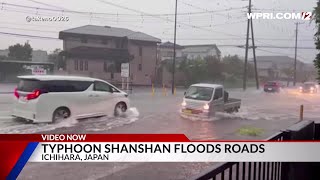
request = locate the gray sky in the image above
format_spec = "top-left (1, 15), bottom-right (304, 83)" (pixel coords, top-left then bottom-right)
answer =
top-left (0, 0), bottom-right (317, 63)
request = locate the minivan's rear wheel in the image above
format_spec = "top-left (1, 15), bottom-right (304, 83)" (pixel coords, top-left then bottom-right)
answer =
top-left (52, 107), bottom-right (71, 123)
top-left (114, 102), bottom-right (127, 117)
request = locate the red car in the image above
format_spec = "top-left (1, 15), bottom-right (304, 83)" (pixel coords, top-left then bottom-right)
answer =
top-left (264, 81), bottom-right (281, 93)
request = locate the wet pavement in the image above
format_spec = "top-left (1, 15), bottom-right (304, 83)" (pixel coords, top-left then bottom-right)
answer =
top-left (0, 85), bottom-right (319, 179)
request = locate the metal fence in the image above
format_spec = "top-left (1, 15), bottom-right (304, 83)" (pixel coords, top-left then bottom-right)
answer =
top-left (192, 121), bottom-right (320, 180)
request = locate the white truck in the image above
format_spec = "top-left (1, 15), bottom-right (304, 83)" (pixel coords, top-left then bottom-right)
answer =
top-left (180, 83), bottom-right (241, 118)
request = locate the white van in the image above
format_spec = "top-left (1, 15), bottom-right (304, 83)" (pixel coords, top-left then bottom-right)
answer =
top-left (12, 75), bottom-right (130, 123)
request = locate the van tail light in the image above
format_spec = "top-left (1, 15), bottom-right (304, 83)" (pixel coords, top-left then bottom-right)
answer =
top-left (26, 89), bottom-right (44, 100)
top-left (14, 88), bottom-right (19, 99)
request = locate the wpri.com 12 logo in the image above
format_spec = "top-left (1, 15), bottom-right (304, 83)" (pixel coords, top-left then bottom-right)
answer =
top-left (247, 11), bottom-right (313, 20)
top-left (301, 12), bottom-right (312, 20)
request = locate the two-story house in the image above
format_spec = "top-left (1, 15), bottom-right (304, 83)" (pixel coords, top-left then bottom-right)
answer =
top-left (156, 41), bottom-right (186, 86)
top-left (250, 56), bottom-right (306, 83)
top-left (158, 41), bottom-right (184, 62)
top-left (59, 25), bottom-right (161, 85)
top-left (182, 44), bottom-right (221, 60)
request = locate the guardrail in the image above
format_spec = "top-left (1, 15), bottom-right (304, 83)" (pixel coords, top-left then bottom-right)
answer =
top-left (192, 121), bottom-right (320, 180)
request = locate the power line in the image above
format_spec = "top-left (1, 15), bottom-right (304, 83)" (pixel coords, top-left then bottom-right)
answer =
top-left (178, 0), bottom-right (247, 17)
top-left (95, 0), bottom-right (245, 38)
top-left (0, 2), bottom-right (246, 17)
top-left (24, 0), bottom-right (70, 10)
top-left (0, 31), bottom-right (59, 40)
top-left (0, 26), bottom-right (57, 33)
top-left (252, 8), bottom-right (312, 12)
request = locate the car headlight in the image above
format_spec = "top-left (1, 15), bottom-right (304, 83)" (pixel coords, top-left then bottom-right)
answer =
top-left (203, 104), bottom-right (209, 110)
top-left (181, 101), bottom-right (186, 107)
top-left (299, 87), bottom-right (303, 90)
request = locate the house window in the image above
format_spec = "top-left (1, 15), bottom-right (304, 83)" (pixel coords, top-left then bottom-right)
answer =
top-left (116, 40), bottom-right (121, 48)
top-left (81, 38), bottom-right (88, 43)
top-left (104, 62), bottom-right (108, 72)
top-left (80, 60), bottom-right (83, 71)
top-left (102, 39), bottom-right (108, 45)
top-left (138, 64), bottom-right (142, 71)
top-left (139, 46), bottom-right (143, 56)
top-left (121, 39), bottom-right (126, 48)
top-left (74, 60), bottom-right (78, 70)
top-left (84, 61), bottom-right (88, 71)
top-left (115, 62), bottom-right (121, 73)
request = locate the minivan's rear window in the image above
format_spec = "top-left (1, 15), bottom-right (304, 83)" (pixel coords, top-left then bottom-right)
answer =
top-left (17, 79), bottom-right (43, 92)
top-left (17, 79), bottom-right (92, 92)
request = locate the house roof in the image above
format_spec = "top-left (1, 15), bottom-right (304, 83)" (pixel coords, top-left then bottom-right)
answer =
top-left (252, 56), bottom-right (303, 63)
top-left (159, 41), bottom-right (184, 49)
top-left (59, 25), bottom-right (161, 43)
top-left (250, 56), bottom-right (306, 69)
top-left (182, 44), bottom-right (221, 54)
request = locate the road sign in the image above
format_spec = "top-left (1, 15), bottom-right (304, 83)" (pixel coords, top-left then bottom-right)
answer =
top-left (121, 63), bottom-right (130, 78)
top-left (32, 67), bottom-right (47, 75)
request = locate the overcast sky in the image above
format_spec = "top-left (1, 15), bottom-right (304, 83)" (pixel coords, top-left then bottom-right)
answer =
top-left (0, 0), bottom-right (317, 63)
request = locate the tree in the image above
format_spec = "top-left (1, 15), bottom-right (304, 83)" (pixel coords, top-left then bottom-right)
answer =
top-left (281, 68), bottom-right (294, 86)
top-left (0, 55), bottom-right (7, 60)
top-left (8, 42), bottom-right (33, 61)
top-left (222, 55), bottom-right (244, 77)
top-left (314, 1), bottom-right (320, 81)
top-left (48, 49), bottom-right (65, 70)
top-left (205, 56), bottom-right (222, 81)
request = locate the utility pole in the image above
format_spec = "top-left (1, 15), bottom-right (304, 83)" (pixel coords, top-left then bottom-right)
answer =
top-left (172, 0), bottom-right (178, 94)
top-left (243, 0), bottom-right (252, 91)
top-left (293, 22), bottom-right (299, 86)
top-left (251, 19), bottom-right (259, 89)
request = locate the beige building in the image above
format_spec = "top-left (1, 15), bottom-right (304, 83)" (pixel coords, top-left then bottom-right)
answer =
top-left (59, 25), bottom-right (161, 86)
top-left (182, 44), bottom-right (221, 60)
top-left (156, 42), bottom-right (186, 86)
top-left (249, 56), bottom-right (315, 83)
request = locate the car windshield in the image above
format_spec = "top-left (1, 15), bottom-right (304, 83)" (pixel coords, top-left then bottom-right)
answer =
top-left (303, 84), bottom-right (315, 88)
top-left (185, 86), bottom-right (213, 101)
top-left (266, 82), bottom-right (277, 86)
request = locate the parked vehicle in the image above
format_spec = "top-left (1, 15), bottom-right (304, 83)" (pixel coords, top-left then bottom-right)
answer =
top-left (180, 84), bottom-right (241, 118)
top-left (264, 81), bottom-right (281, 93)
top-left (299, 82), bottom-right (318, 94)
top-left (12, 75), bottom-right (129, 123)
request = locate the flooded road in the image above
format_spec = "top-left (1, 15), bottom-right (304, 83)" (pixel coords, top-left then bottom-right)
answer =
top-left (1, 85), bottom-right (319, 179)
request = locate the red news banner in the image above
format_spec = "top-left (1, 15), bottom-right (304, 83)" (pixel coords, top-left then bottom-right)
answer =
top-left (1, 134), bottom-right (187, 179)
top-left (1, 134), bottom-right (320, 180)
